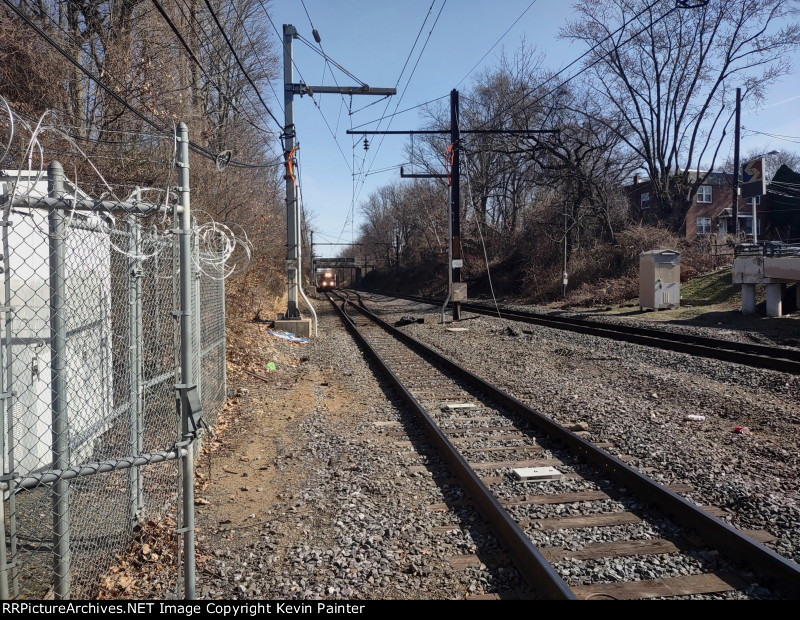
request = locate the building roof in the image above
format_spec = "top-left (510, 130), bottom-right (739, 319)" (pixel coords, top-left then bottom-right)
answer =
top-left (624, 170), bottom-right (731, 190)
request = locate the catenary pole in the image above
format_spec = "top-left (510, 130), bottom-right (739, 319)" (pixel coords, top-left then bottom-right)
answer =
top-left (450, 90), bottom-right (462, 321)
top-left (281, 24), bottom-right (395, 324)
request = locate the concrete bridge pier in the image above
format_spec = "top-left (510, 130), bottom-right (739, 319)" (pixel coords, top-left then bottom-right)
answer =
top-left (766, 283), bottom-right (785, 317)
top-left (741, 283), bottom-right (757, 315)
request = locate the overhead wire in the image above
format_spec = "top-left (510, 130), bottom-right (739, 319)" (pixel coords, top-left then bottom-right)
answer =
top-left (172, 0), bottom-right (286, 117)
top-left (454, 0), bottom-right (538, 88)
top-left (1, 72), bottom-right (257, 279)
top-left (471, 0), bottom-right (674, 131)
top-left (463, 149), bottom-right (502, 318)
top-left (295, 0), bottom-right (363, 197)
top-left (346, 0), bottom-right (448, 241)
top-left (171, 0), bottom-right (287, 168)
top-left (201, 0), bottom-right (284, 131)
top-left (37, 0), bottom-right (278, 165)
top-left (259, 1), bottom-right (354, 175)
top-left (340, 0), bottom-right (441, 237)
top-left (224, 0), bottom-right (287, 119)
top-left (349, 95), bottom-right (450, 130)
top-left (296, 35), bottom-right (368, 87)
top-left (744, 128), bottom-right (800, 144)
top-left (3, 0), bottom-right (274, 169)
top-left (151, 0), bottom-right (281, 141)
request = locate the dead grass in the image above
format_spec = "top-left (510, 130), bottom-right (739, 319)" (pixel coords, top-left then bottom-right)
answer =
top-left (680, 268), bottom-right (739, 304)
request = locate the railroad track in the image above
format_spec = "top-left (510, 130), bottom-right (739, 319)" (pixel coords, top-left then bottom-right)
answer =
top-left (328, 290), bottom-right (800, 600)
top-left (364, 290), bottom-right (800, 375)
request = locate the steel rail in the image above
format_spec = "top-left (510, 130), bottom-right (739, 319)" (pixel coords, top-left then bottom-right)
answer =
top-left (326, 291), bottom-right (576, 600)
top-left (371, 291), bottom-right (800, 374)
top-left (339, 291), bottom-right (800, 599)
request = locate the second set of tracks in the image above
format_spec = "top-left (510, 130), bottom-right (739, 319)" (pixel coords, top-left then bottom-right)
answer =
top-left (327, 290), bottom-right (800, 600)
top-left (369, 290), bottom-right (800, 375)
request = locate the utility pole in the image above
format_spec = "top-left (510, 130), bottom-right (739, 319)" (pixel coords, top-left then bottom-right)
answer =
top-left (732, 87), bottom-right (741, 238)
top-left (450, 89), bottom-right (463, 321)
top-left (349, 90), bottom-right (556, 322)
top-left (277, 24), bottom-right (395, 335)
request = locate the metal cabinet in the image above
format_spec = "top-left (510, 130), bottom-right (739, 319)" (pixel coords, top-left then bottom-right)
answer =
top-left (639, 249), bottom-right (681, 310)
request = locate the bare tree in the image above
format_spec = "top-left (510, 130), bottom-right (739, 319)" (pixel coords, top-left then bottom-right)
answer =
top-left (562, 0), bottom-right (800, 231)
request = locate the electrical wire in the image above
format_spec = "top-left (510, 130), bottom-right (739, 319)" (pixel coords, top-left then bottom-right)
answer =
top-left (471, 0), bottom-right (674, 131)
top-left (363, 163), bottom-right (410, 177)
top-left (9, 101), bottom-right (255, 271)
top-left (347, 0), bottom-right (448, 240)
top-left (174, 0), bottom-right (284, 119)
top-left (744, 128), bottom-right (800, 144)
top-left (152, 0), bottom-right (280, 140)
top-left (3, 0), bottom-right (275, 169)
top-left (454, 0), bottom-right (538, 88)
top-left (463, 149), bottom-right (502, 318)
top-left (202, 0), bottom-right (284, 131)
top-left (296, 0), bottom-right (361, 176)
top-left (225, 0), bottom-right (286, 122)
top-left (339, 0), bottom-right (442, 236)
top-left (259, 2), bottom-right (353, 174)
top-left (296, 34), bottom-right (368, 87)
top-left (349, 95), bottom-right (450, 129)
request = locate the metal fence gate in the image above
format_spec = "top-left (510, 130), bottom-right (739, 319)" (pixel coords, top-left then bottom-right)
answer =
top-left (0, 123), bottom-right (225, 599)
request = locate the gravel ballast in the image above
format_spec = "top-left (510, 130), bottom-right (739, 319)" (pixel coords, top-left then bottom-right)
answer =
top-left (357, 294), bottom-right (800, 570)
top-left (192, 292), bottom-right (799, 600)
top-left (195, 299), bottom-right (525, 599)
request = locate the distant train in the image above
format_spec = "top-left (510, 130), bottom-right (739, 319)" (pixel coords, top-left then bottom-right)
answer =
top-left (316, 269), bottom-right (337, 292)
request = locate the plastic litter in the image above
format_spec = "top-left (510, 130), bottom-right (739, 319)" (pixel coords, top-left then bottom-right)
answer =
top-left (685, 414), bottom-right (705, 422)
top-left (733, 426), bottom-right (751, 435)
top-left (394, 316), bottom-right (424, 327)
top-left (267, 330), bottom-right (309, 344)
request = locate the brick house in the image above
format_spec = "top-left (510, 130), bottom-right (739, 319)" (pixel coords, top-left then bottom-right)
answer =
top-left (626, 171), bottom-right (760, 240)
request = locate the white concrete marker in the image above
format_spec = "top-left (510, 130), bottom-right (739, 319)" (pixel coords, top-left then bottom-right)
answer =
top-left (513, 466), bottom-right (563, 482)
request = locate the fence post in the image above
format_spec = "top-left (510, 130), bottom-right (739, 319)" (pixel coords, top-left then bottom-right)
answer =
top-left (176, 123), bottom-right (196, 599)
top-left (221, 255), bottom-right (227, 405)
top-left (194, 243), bottom-right (202, 404)
top-left (48, 161), bottom-right (71, 599)
top-left (0, 191), bottom-right (11, 600)
top-left (1, 194), bottom-right (19, 599)
top-left (127, 208), bottom-right (144, 529)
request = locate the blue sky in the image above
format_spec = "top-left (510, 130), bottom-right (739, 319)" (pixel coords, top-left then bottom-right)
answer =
top-left (265, 0), bottom-right (800, 248)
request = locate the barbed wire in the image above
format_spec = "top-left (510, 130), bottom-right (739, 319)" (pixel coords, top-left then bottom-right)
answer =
top-left (0, 97), bottom-right (251, 276)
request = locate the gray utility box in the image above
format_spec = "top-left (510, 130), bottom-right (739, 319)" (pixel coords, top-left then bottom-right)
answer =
top-left (639, 249), bottom-right (681, 310)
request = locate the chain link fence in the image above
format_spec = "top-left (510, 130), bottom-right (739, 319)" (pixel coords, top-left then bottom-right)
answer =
top-left (0, 124), bottom-right (226, 599)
